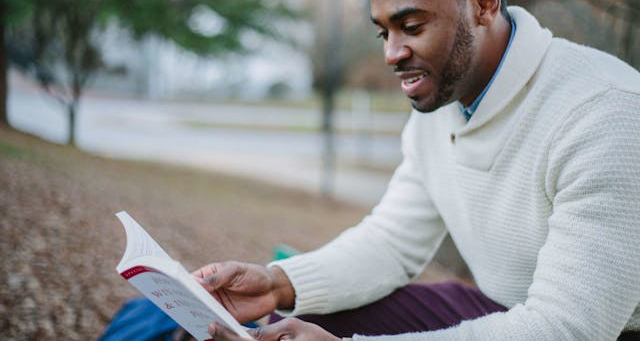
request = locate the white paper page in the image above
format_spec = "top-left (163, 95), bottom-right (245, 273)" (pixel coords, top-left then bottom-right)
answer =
top-left (127, 267), bottom-right (230, 340)
top-left (116, 211), bottom-right (172, 272)
top-left (115, 212), bottom-right (253, 339)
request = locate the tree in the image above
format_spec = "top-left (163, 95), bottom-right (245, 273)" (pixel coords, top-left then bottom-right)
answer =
top-left (319, 0), bottom-right (342, 197)
top-left (3, 0), bottom-right (297, 145)
top-left (5, 0), bottom-right (105, 145)
top-left (0, 0), bottom-right (35, 128)
top-left (0, 3), bottom-right (7, 128)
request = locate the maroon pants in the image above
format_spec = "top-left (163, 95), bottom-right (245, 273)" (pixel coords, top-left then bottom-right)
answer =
top-left (270, 281), bottom-right (507, 337)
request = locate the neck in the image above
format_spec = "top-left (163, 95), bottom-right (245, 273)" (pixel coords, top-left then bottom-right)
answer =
top-left (459, 15), bottom-right (512, 107)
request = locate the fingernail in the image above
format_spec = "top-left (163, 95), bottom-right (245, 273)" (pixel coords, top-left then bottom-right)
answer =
top-left (203, 274), bottom-right (216, 284)
top-left (208, 323), bottom-right (216, 336)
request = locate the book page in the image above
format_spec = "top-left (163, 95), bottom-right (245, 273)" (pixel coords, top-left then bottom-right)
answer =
top-left (123, 264), bottom-right (225, 341)
top-left (116, 211), bottom-right (172, 272)
top-left (115, 212), bottom-right (253, 340)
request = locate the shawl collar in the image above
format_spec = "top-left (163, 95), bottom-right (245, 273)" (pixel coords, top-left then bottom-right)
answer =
top-left (451, 7), bottom-right (553, 170)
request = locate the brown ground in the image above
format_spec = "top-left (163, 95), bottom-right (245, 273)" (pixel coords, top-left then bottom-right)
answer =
top-left (0, 126), bottom-right (462, 340)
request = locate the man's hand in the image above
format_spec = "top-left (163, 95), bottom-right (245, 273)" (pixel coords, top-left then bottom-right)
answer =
top-left (209, 318), bottom-right (341, 341)
top-left (192, 261), bottom-right (295, 323)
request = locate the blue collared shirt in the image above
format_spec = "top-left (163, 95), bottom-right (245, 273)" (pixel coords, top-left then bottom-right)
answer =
top-left (457, 19), bottom-right (516, 121)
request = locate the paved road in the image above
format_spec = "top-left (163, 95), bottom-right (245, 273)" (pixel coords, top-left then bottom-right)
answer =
top-left (7, 76), bottom-right (408, 206)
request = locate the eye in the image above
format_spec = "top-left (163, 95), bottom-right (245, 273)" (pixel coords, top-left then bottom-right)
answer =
top-left (376, 30), bottom-right (388, 40)
top-left (402, 23), bottom-right (422, 35)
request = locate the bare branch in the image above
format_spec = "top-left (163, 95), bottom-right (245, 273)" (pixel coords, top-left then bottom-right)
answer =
top-left (41, 82), bottom-right (72, 108)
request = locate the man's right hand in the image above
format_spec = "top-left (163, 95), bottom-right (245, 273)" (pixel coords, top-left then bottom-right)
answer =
top-left (192, 261), bottom-right (295, 323)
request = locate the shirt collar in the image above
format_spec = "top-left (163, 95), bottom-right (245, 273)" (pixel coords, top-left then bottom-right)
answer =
top-left (457, 18), bottom-right (516, 121)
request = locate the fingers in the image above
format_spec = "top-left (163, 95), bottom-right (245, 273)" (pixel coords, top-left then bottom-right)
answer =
top-left (192, 262), bottom-right (223, 280)
top-left (248, 317), bottom-right (300, 341)
top-left (209, 322), bottom-right (249, 341)
top-left (210, 318), bottom-right (336, 341)
top-left (193, 262), bottom-right (244, 291)
top-left (205, 263), bottom-right (244, 291)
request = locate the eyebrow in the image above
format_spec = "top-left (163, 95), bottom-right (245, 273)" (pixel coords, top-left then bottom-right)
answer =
top-left (370, 7), bottom-right (429, 26)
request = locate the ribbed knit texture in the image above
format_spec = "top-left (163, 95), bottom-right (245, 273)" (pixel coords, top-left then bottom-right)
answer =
top-left (271, 7), bottom-right (640, 340)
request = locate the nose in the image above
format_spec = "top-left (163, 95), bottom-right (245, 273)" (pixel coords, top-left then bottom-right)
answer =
top-left (384, 35), bottom-right (411, 66)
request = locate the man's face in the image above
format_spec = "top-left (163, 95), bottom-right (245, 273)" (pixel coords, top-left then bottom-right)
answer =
top-left (371, 0), bottom-right (475, 113)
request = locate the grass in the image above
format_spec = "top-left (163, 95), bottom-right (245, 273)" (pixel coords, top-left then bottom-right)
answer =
top-left (0, 125), bottom-right (464, 340)
top-left (0, 143), bottom-right (26, 159)
top-left (0, 126), bottom-right (369, 339)
top-left (0, 141), bottom-right (29, 160)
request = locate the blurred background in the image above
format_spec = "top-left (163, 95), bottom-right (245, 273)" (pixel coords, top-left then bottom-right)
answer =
top-left (0, 0), bottom-right (637, 339)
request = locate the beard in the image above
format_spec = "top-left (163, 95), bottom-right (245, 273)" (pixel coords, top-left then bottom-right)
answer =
top-left (412, 15), bottom-right (474, 113)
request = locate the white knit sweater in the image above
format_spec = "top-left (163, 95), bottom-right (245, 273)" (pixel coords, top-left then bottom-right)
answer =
top-left (271, 7), bottom-right (640, 340)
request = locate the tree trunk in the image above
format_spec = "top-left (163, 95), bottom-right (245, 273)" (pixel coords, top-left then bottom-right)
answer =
top-left (321, 85), bottom-right (336, 197)
top-left (67, 102), bottom-right (76, 146)
top-left (320, 0), bottom-right (342, 198)
top-left (68, 72), bottom-right (84, 147)
top-left (0, 3), bottom-right (9, 128)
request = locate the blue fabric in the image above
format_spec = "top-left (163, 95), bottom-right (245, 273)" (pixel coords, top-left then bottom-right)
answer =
top-left (458, 18), bottom-right (517, 121)
top-left (99, 297), bottom-right (261, 341)
top-left (98, 297), bottom-right (178, 341)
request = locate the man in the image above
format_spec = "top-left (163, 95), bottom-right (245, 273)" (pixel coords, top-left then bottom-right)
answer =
top-left (195, 0), bottom-right (640, 340)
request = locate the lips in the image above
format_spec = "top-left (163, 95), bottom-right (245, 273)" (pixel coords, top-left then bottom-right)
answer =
top-left (404, 73), bottom-right (426, 84)
top-left (396, 70), bottom-right (429, 97)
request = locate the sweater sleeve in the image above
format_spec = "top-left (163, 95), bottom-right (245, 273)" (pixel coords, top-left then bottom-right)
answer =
top-left (269, 113), bottom-right (448, 316)
top-left (354, 90), bottom-right (640, 341)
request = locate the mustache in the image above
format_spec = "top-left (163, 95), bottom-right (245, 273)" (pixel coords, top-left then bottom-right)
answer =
top-left (393, 63), bottom-right (430, 74)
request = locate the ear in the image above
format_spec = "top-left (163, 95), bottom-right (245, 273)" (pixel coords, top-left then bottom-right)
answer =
top-left (471, 0), bottom-right (501, 26)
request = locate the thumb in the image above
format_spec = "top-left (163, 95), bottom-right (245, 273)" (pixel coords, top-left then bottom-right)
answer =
top-left (248, 318), bottom-right (298, 341)
top-left (209, 322), bottom-right (247, 341)
top-left (202, 263), bottom-right (244, 291)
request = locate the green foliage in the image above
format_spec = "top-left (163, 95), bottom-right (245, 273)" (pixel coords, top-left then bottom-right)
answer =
top-left (101, 0), bottom-right (298, 55)
top-left (3, 0), bottom-right (299, 145)
top-left (7, 0), bottom-right (299, 84)
top-left (7, 0), bottom-right (299, 82)
top-left (1, 0), bottom-right (35, 25)
top-left (7, 0), bottom-right (298, 58)
top-left (6, 0), bottom-right (104, 108)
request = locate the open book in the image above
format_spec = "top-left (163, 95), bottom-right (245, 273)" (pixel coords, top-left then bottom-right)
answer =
top-left (115, 211), bottom-right (252, 340)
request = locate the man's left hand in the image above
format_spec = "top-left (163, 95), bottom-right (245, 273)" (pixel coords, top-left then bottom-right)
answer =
top-left (209, 317), bottom-right (342, 341)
